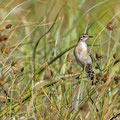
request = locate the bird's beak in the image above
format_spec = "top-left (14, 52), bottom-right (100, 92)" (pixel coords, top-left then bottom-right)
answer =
top-left (89, 35), bottom-right (93, 38)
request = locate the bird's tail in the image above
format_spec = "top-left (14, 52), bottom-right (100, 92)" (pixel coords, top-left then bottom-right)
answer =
top-left (87, 70), bottom-right (95, 85)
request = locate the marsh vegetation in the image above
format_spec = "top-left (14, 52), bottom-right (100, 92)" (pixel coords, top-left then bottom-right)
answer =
top-left (0, 0), bottom-right (120, 119)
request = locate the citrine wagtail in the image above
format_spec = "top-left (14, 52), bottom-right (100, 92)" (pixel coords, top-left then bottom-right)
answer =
top-left (74, 34), bottom-right (94, 83)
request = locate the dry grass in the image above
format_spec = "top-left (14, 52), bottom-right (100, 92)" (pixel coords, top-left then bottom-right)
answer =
top-left (0, 0), bottom-right (120, 120)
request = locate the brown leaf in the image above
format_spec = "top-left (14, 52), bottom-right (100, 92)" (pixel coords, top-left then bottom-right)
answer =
top-left (106, 19), bottom-right (117, 31)
top-left (96, 53), bottom-right (104, 61)
top-left (67, 66), bottom-right (76, 74)
top-left (5, 24), bottom-right (12, 29)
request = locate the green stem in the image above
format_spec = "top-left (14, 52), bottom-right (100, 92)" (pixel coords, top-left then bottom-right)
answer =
top-left (32, 5), bottom-right (64, 80)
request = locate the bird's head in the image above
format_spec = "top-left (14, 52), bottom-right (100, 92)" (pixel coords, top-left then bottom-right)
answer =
top-left (78, 34), bottom-right (93, 42)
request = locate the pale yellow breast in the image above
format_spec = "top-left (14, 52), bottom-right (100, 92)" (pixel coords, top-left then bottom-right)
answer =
top-left (75, 45), bottom-right (89, 56)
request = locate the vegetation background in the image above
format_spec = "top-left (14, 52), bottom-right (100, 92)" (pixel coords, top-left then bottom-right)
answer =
top-left (0, 0), bottom-right (120, 119)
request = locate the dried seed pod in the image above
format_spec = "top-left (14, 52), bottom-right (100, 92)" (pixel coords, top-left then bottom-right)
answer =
top-left (21, 67), bottom-right (24, 72)
top-left (61, 77), bottom-right (66, 80)
top-left (67, 54), bottom-right (75, 62)
top-left (96, 73), bottom-right (103, 81)
top-left (67, 66), bottom-right (76, 74)
top-left (1, 45), bottom-right (10, 54)
top-left (5, 24), bottom-right (12, 29)
top-left (0, 35), bottom-right (8, 41)
top-left (44, 69), bottom-right (54, 80)
top-left (106, 19), bottom-right (117, 31)
top-left (0, 77), bottom-right (4, 83)
top-left (11, 61), bottom-right (18, 67)
top-left (113, 53), bottom-right (117, 59)
top-left (96, 53), bottom-right (104, 61)
top-left (79, 104), bottom-right (88, 112)
top-left (114, 76), bottom-right (120, 84)
top-left (92, 73), bottom-right (103, 85)
top-left (102, 72), bottom-right (109, 83)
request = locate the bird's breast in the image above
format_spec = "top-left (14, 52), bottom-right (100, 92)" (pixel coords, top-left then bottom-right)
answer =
top-left (75, 43), bottom-right (88, 56)
top-left (74, 41), bottom-right (93, 68)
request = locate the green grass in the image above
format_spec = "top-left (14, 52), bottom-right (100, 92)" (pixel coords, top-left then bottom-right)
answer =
top-left (0, 0), bottom-right (120, 119)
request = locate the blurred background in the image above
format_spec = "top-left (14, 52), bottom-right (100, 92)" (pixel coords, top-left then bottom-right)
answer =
top-left (0, 0), bottom-right (120, 119)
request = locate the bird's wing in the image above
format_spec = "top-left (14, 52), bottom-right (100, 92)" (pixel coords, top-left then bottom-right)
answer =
top-left (87, 47), bottom-right (94, 63)
top-left (74, 47), bottom-right (84, 68)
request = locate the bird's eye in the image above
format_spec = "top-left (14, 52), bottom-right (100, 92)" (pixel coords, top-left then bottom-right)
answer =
top-left (83, 35), bottom-right (85, 37)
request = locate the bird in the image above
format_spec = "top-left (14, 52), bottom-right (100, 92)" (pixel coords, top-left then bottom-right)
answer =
top-left (74, 34), bottom-right (95, 84)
